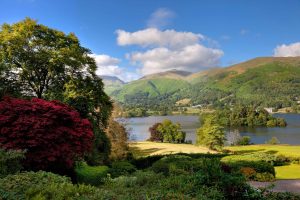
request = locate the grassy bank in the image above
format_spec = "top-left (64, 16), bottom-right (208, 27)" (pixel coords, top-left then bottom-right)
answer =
top-left (129, 141), bottom-right (215, 158)
top-left (130, 142), bottom-right (300, 180)
top-left (225, 144), bottom-right (300, 158)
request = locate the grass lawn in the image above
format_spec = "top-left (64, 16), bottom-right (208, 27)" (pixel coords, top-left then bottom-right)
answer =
top-left (225, 145), bottom-right (300, 158)
top-left (225, 145), bottom-right (300, 180)
top-left (129, 141), bottom-right (215, 158)
top-left (275, 164), bottom-right (300, 180)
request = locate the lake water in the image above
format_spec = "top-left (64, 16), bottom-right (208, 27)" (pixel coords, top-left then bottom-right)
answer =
top-left (120, 114), bottom-right (300, 145)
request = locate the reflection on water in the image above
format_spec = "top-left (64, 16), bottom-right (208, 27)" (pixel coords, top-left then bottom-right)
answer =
top-left (120, 114), bottom-right (300, 144)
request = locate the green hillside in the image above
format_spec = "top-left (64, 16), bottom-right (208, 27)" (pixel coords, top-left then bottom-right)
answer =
top-left (107, 57), bottom-right (300, 111)
top-left (112, 78), bottom-right (190, 103)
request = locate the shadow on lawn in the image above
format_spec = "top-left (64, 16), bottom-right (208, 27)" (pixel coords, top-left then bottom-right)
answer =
top-left (129, 146), bottom-right (164, 157)
top-left (231, 149), bottom-right (266, 155)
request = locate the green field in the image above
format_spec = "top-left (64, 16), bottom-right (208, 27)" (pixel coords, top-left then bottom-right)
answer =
top-left (225, 145), bottom-right (300, 158)
top-left (275, 164), bottom-right (300, 179)
top-left (130, 143), bottom-right (300, 180)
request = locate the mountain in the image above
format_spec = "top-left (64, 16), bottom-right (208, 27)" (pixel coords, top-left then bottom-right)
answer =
top-left (100, 75), bottom-right (125, 95)
top-left (108, 57), bottom-right (300, 110)
top-left (140, 69), bottom-right (192, 80)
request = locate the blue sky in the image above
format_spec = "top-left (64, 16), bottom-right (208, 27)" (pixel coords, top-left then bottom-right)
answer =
top-left (1, 0), bottom-right (300, 81)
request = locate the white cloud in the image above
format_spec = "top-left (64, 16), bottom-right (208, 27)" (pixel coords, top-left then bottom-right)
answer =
top-left (116, 28), bottom-right (204, 49)
top-left (147, 8), bottom-right (175, 28)
top-left (273, 42), bottom-right (300, 57)
top-left (116, 28), bottom-right (223, 75)
top-left (89, 54), bottom-right (139, 82)
top-left (129, 44), bottom-right (223, 75)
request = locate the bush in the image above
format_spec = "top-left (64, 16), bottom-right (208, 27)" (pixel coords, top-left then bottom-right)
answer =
top-left (226, 161), bottom-right (275, 177)
top-left (0, 171), bottom-right (70, 199)
top-left (237, 136), bottom-right (251, 145)
top-left (109, 161), bottom-right (137, 178)
top-left (0, 97), bottom-right (94, 172)
top-left (0, 171), bottom-right (103, 200)
top-left (0, 148), bottom-right (25, 178)
top-left (240, 167), bottom-right (256, 179)
top-left (254, 172), bottom-right (275, 182)
top-left (75, 162), bottom-right (109, 186)
top-left (266, 137), bottom-right (280, 145)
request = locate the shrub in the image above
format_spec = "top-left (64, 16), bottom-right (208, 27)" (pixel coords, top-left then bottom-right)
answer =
top-left (0, 148), bottom-right (25, 178)
top-left (254, 172), bottom-right (275, 182)
top-left (109, 161), bottom-right (137, 178)
top-left (0, 97), bottom-right (94, 172)
top-left (226, 161), bottom-right (275, 177)
top-left (237, 136), bottom-right (251, 145)
top-left (266, 137), bottom-right (280, 145)
top-left (0, 171), bottom-right (70, 199)
top-left (0, 171), bottom-right (103, 200)
top-left (240, 167), bottom-right (256, 179)
top-left (75, 162), bottom-right (109, 186)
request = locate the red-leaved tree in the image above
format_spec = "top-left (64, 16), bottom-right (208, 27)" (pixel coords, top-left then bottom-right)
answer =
top-left (0, 97), bottom-right (93, 172)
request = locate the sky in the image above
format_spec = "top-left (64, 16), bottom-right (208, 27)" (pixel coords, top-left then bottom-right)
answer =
top-left (1, 0), bottom-right (300, 82)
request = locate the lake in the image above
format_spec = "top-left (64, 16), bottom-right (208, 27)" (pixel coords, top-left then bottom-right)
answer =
top-left (120, 114), bottom-right (300, 145)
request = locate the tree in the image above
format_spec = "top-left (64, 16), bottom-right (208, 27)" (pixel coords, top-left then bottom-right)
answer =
top-left (106, 118), bottom-right (129, 161)
top-left (266, 137), bottom-right (280, 145)
top-left (157, 119), bottom-right (186, 143)
top-left (0, 18), bottom-right (113, 164)
top-left (196, 115), bottom-right (225, 150)
top-left (148, 123), bottom-right (163, 142)
top-left (0, 97), bottom-right (94, 173)
top-left (0, 18), bottom-right (99, 99)
top-left (226, 129), bottom-right (241, 146)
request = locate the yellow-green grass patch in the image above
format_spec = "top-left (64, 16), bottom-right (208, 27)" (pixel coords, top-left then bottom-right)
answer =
top-left (225, 145), bottom-right (300, 158)
top-left (275, 164), bottom-right (300, 179)
top-left (129, 141), bottom-right (215, 158)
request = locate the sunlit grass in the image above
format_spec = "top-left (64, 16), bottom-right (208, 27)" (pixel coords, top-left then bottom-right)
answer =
top-left (225, 145), bottom-right (300, 158)
top-left (129, 141), bottom-right (215, 158)
top-left (275, 164), bottom-right (300, 179)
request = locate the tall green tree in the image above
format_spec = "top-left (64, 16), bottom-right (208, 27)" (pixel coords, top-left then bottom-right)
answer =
top-left (157, 119), bottom-right (186, 143)
top-left (0, 18), bottom-right (113, 165)
top-left (197, 115), bottom-right (225, 150)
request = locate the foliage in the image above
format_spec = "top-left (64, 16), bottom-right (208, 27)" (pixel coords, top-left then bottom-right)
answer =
top-left (148, 123), bottom-right (163, 142)
top-left (238, 136), bottom-right (251, 145)
top-left (0, 18), bottom-right (94, 99)
top-left (0, 148), bottom-right (25, 178)
top-left (0, 18), bottom-right (113, 165)
top-left (102, 159), bottom-right (261, 200)
top-left (108, 161), bottom-right (137, 178)
top-left (254, 172), bottom-right (275, 182)
top-left (240, 167), bottom-right (256, 179)
top-left (106, 118), bottom-right (129, 161)
top-left (0, 171), bottom-right (70, 199)
top-left (0, 171), bottom-right (103, 200)
top-left (207, 106), bottom-right (287, 127)
top-left (226, 160), bottom-right (275, 177)
top-left (75, 162), bottom-right (109, 186)
top-left (266, 137), bottom-right (280, 145)
top-left (0, 97), bottom-right (93, 172)
top-left (197, 115), bottom-right (225, 150)
top-left (155, 119), bottom-right (186, 143)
